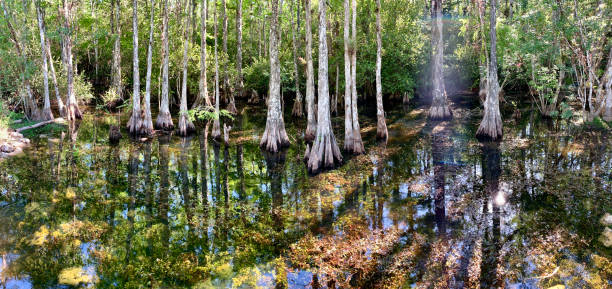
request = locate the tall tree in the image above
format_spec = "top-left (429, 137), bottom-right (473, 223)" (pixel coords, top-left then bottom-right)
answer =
top-left (476, 0), bottom-right (502, 140)
top-left (343, 0), bottom-right (364, 154)
top-left (306, 0), bottom-right (342, 174)
top-left (1, 0), bottom-right (39, 120)
top-left (141, 0), bottom-right (155, 135)
top-left (304, 0), bottom-right (316, 143)
top-left (429, 0), bottom-right (452, 120)
top-left (111, 0), bottom-right (123, 102)
top-left (260, 0), bottom-right (290, 152)
top-left (178, 0), bottom-right (196, 136)
top-left (194, 0), bottom-right (211, 108)
top-left (46, 39), bottom-right (66, 117)
top-left (155, 0), bottom-right (174, 130)
top-left (235, 0), bottom-right (243, 100)
top-left (603, 47), bottom-right (612, 121)
top-left (375, 0), bottom-right (387, 140)
top-left (127, 0), bottom-right (142, 134)
top-left (221, 0), bottom-right (236, 114)
top-left (290, 0), bottom-right (303, 117)
top-left (62, 0), bottom-right (82, 121)
top-left (212, 0), bottom-right (221, 139)
top-left (35, 0), bottom-right (53, 120)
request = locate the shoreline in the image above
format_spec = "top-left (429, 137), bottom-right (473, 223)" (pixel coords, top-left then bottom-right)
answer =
top-left (0, 129), bottom-right (30, 160)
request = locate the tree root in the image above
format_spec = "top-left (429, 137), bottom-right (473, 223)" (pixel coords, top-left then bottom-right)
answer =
top-left (212, 119), bottom-right (221, 140)
top-left (306, 131), bottom-right (342, 174)
top-left (428, 105), bottom-right (452, 120)
top-left (376, 116), bottom-right (388, 141)
top-left (260, 119), bottom-right (290, 152)
top-left (292, 99), bottom-right (304, 117)
top-left (66, 102), bottom-right (82, 121)
top-left (178, 113), bottom-right (195, 136)
top-left (127, 108), bottom-right (143, 135)
top-left (155, 111), bottom-right (174, 131)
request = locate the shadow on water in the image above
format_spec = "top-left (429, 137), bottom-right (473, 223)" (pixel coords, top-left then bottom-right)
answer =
top-left (0, 98), bottom-right (610, 288)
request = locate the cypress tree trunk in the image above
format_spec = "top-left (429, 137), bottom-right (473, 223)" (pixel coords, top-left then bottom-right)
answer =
top-left (111, 0), bottom-right (123, 102)
top-left (62, 0), bottom-right (82, 121)
top-left (141, 0), bottom-right (155, 135)
top-left (46, 38), bottom-right (66, 117)
top-left (476, 0), bottom-right (502, 140)
top-left (291, 0), bottom-right (304, 117)
top-left (128, 0), bottom-right (143, 134)
top-left (221, 0), bottom-right (230, 104)
top-left (290, 0), bottom-right (303, 117)
top-left (306, 0), bottom-right (342, 174)
top-left (260, 0), bottom-right (290, 152)
top-left (92, 0), bottom-right (98, 83)
top-left (428, 0), bottom-right (452, 120)
top-left (155, 0), bottom-right (174, 130)
top-left (375, 0), bottom-right (387, 140)
top-left (343, 0), bottom-right (353, 150)
top-left (194, 0), bottom-right (211, 108)
top-left (178, 0), bottom-right (196, 136)
top-left (304, 0), bottom-right (316, 143)
top-left (343, 0), bottom-right (364, 154)
top-left (212, 0), bottom-right (221, 139)
top-left (349, 0), bottom-right (364, 153)
top-left (603, 47), bottom-right (612, 121)
top-left (224, 0), bottom-right (237, 114)
top-left (236, 0), bottom-right (244, 99)
top-left (36, 1), bottom-right (53, 121)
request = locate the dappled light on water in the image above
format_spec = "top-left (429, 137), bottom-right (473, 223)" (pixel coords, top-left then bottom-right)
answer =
top-left (0, 102), bottom-right (610, 288)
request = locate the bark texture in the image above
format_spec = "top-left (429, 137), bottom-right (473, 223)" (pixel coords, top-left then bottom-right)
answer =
top-left (36, 2), bottom-right (54, 121)
top-left (343, 0), bottom-right (364, 154)
top-left (46, 38), bottom-right (65, 117)
top-left (375, 0), bottom-right (387, 140)
top-left (236, 0), bottom-right (244, 99)
top-left (212, 0), bottom-right (221, 139)
top-left (304, 0), bottom-right (316, 143)
top-left (178, 0), bottom-right (196, 136)
top-left (290, 0), bottom-right (303, 117)
top-left (306, 0), bottom-right (342, 174)
top-left (221, 0), bottom-right (230, 104)
top-left (111, 0), bottom-right (123, 101)
top-left (62, 0), bottom-right (82, 121)
top-left (260, 0), bottom-right (290, 152)
top-left (476, 0), bottom-right (502, 140)
top-left (141, 0), bottom-right (155, 135)
top-left (603, 47), bottom-right (612, 121)
top-left (128, 0), bottom-right (143, 135)
top-left (194, 0), bottom-right (211, 108)
top-left (428, 0), bottom-right (452, 120)
top-left (155, 0), bottom-right (174, 130)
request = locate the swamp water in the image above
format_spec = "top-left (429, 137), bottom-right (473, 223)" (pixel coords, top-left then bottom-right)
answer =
top-left (0, 98), bottom-right (610, 288)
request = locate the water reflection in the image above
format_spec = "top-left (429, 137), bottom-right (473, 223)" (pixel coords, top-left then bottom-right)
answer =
top-left (0, 105), bottom-right (610, 288)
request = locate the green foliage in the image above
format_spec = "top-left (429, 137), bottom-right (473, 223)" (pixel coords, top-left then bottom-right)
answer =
top-left (0, 100), bottom-right (10, 138)
top-left (588, 117), bottom-right (610, 130)
top-left (188, 106), bottom-right (234, 123)
top-left (100, 87), bottom-right (121, 108)
top-left (243, 56), bottom-right (270, 97)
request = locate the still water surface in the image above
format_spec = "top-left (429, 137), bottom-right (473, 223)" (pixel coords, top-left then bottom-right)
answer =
top-left (0, 99), bottom-right (610, 288)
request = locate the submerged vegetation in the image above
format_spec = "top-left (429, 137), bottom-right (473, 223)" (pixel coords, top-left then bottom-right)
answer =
top-left (0, 0), bottom-right (610, 287)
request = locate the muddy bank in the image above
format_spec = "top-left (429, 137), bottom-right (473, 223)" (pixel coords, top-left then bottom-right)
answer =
top-left (0, 130), bottom-right (30, 159)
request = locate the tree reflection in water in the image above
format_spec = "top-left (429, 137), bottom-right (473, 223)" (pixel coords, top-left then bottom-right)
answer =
top-left (0, 107), bottom-right (609, 288)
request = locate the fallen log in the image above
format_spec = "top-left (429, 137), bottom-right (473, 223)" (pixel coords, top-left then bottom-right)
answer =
top-left (16, 118), bottom-right (65, 132)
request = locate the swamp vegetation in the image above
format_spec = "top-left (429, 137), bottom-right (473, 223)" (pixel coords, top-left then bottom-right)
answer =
top-left (0, 0), bottom-right (610, 287)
